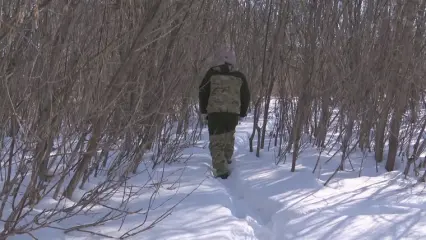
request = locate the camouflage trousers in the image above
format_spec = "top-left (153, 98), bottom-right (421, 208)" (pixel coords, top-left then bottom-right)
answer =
top-left (207, 113), bottom-right (239, 176)
top-left (209, 131), bottom-right (235, 175)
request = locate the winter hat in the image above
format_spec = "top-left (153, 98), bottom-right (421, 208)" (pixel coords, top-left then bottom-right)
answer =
top-left (213, 47), bottom-right (237, 66)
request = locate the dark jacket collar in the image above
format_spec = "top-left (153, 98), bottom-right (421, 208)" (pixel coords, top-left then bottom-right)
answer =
top-left (212, 63), bottom-right (233, 73)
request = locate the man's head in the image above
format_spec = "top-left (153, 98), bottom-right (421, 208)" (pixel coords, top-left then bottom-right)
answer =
top-left (213, 48), bottom-right (236, 67)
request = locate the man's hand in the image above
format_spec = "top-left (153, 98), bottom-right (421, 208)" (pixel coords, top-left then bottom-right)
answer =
top-left (238, 116), bottom-right (245, 124)
top-left (201, 114), bottom-right (208, 125)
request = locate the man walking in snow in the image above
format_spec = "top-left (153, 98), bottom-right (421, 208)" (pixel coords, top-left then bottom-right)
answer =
top-left (198, 49), bottom-right (250, 179)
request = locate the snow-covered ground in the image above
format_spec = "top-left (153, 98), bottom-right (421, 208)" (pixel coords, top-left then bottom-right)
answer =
top-left (10, 116), bottom-right (426, 240)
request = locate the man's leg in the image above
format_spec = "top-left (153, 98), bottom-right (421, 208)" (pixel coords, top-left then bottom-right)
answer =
top-left (224, 131), bottom-right (235, 164)
top-left (224, 114), bottom-right (238, 164)
top-left (207, 113), bottom-right (239, 178)
top-left (209, 133), bottom-right (229, 178)
top-left (208, 113), bottom-right (230, 178)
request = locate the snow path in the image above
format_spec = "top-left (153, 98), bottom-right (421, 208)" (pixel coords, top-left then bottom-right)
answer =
top-left (217, 173), bottom-right (273, 240)
top-left (217, 133), bottom-right (276, 240)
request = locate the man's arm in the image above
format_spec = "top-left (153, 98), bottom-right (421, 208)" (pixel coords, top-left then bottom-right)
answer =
top-left (199, 69), bottom-right (213, 114)
top-left (239, 73), bottom-right (250, 117)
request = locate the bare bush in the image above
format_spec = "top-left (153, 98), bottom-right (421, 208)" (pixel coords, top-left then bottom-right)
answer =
top-left (0, 0), bottom-right (426, 238)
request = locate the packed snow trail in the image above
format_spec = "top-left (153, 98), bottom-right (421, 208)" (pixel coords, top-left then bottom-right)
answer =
top-left (215, 138), bottom-right (277, 240)
top-left (216, 171), bottom-right (273, 240)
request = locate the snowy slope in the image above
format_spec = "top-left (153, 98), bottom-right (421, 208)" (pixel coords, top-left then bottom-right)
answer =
top-left (231, 123), bottom-right (426, 240)
top-left (9, 117), bottom-right (426, 240)
top-left (138, 118), bottom-right (426, 240)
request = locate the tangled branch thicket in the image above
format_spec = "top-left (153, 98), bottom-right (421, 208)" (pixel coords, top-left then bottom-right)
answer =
top-left (0, 0), bottom-right (425, 238)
